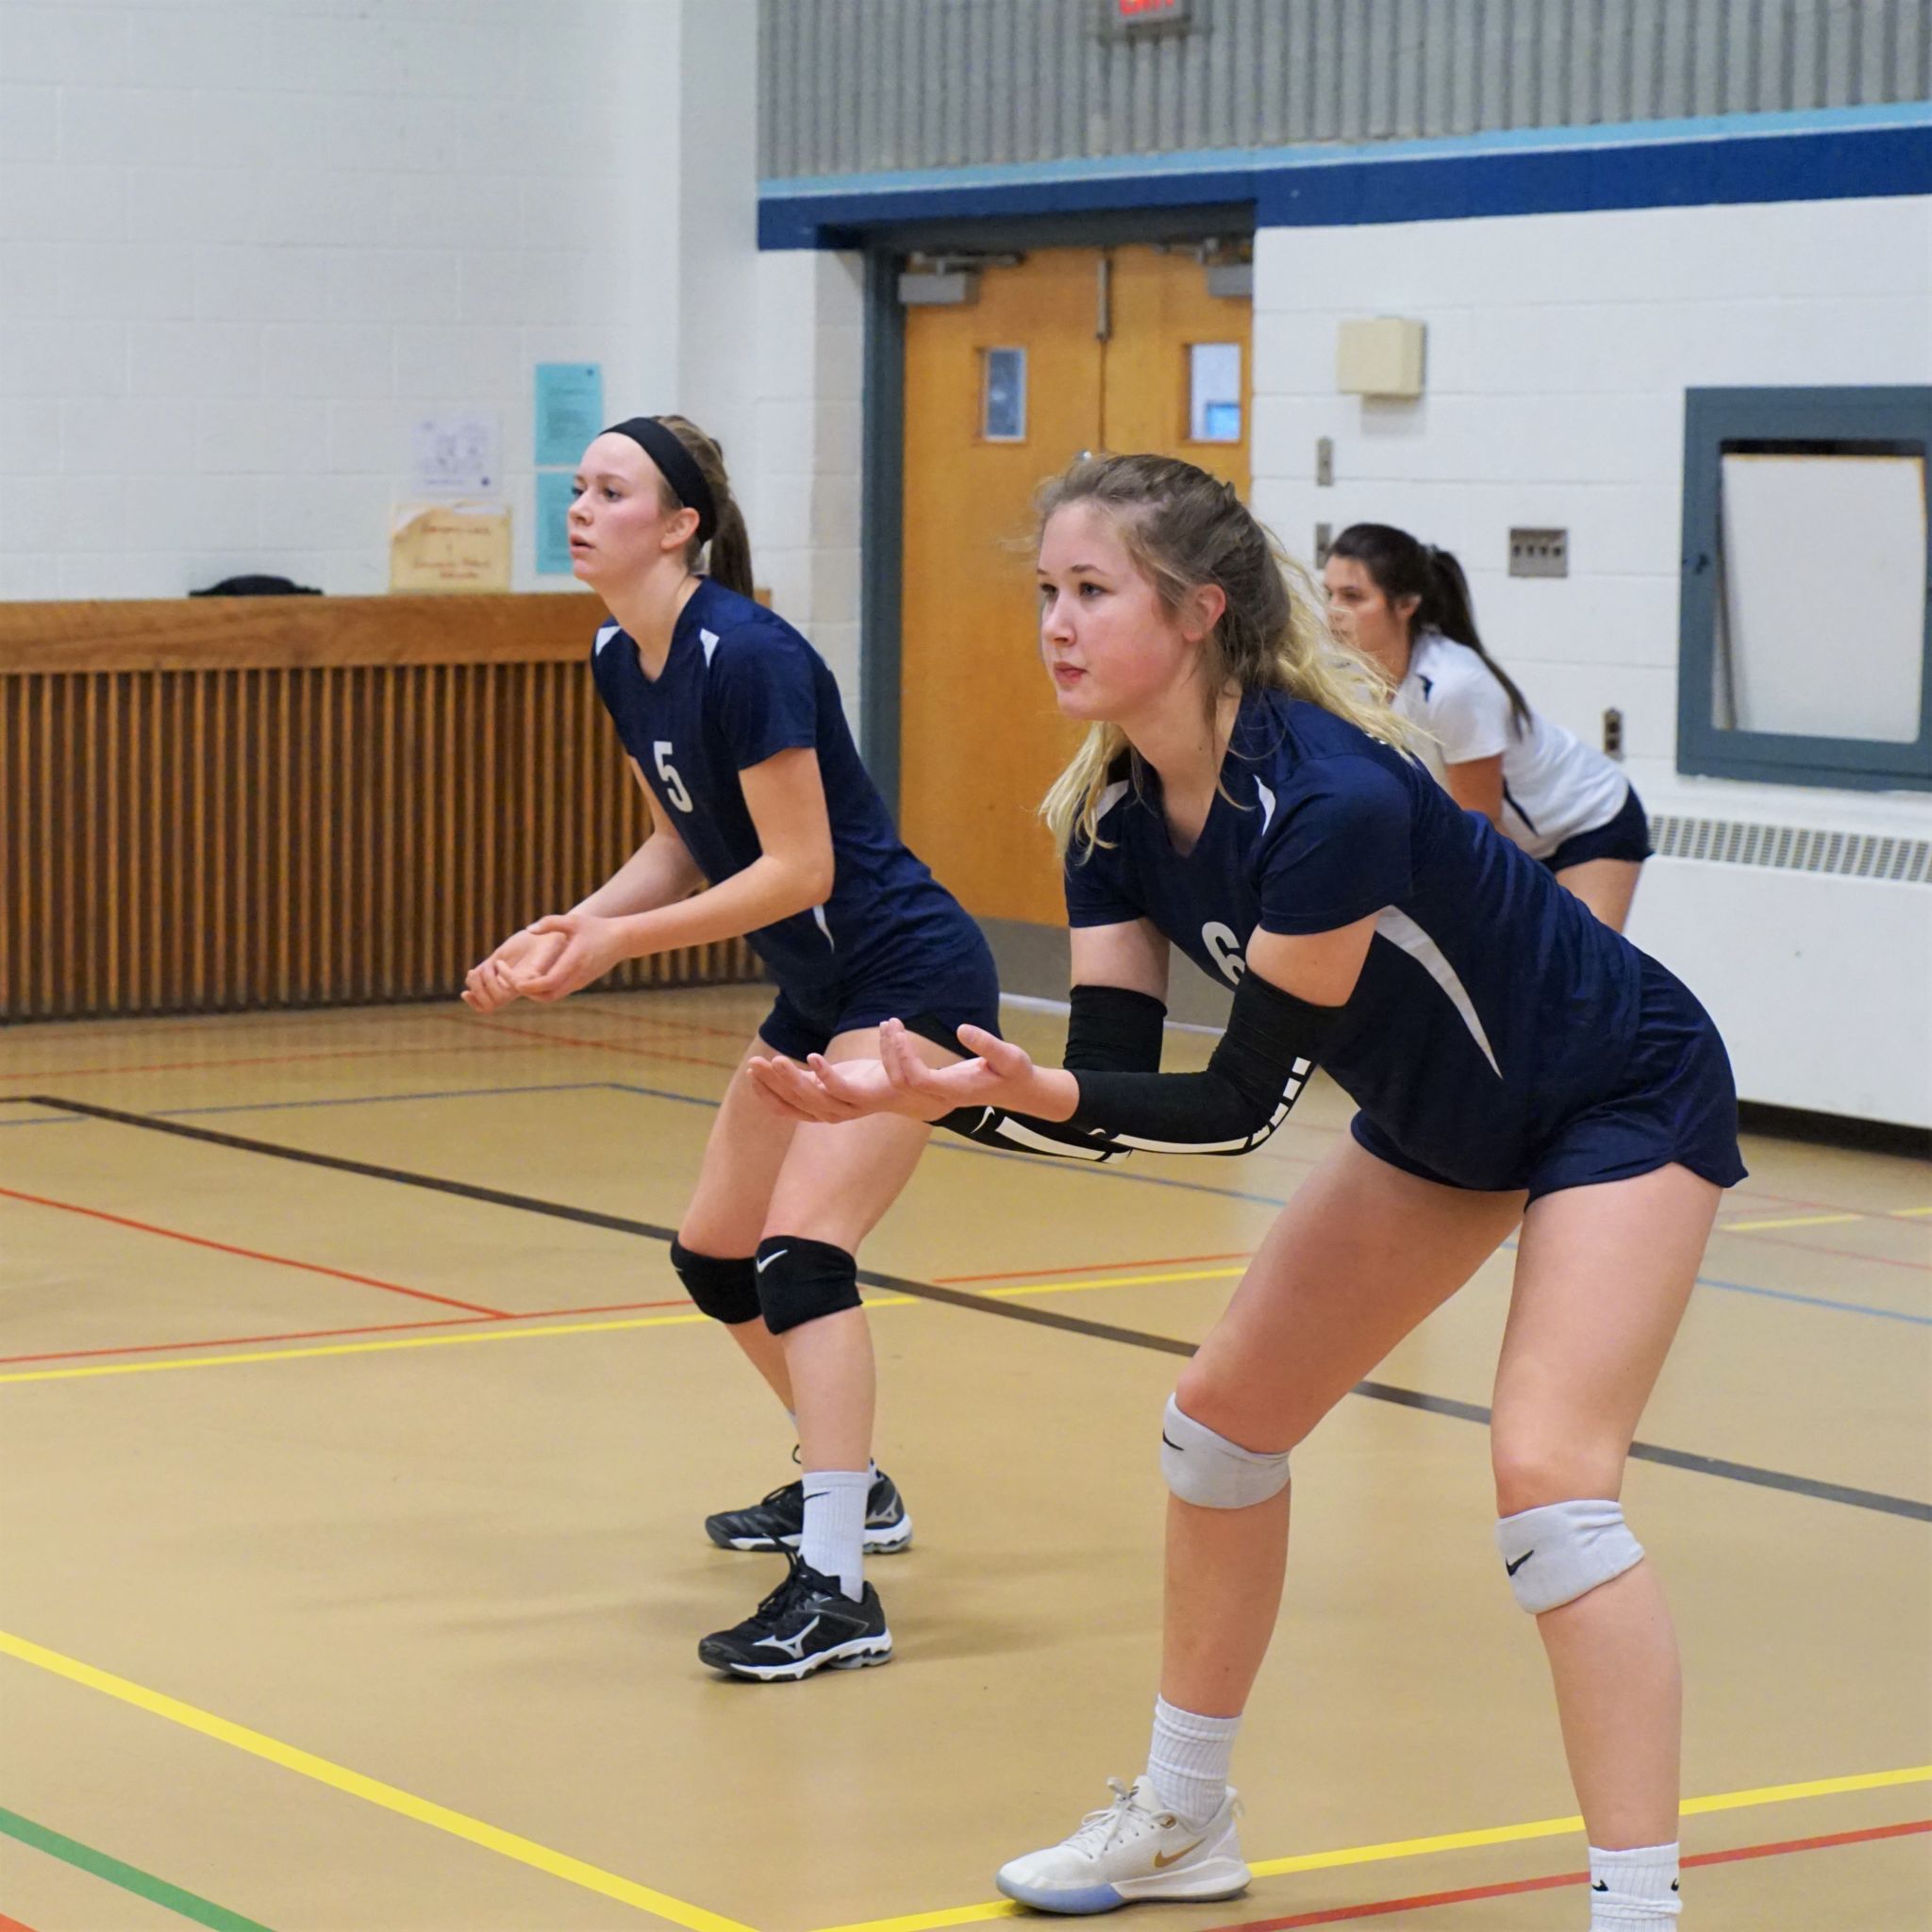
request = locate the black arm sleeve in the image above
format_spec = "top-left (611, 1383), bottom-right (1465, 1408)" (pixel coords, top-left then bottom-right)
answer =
top-left (1062, 984), bottom-right (1168, 1072)
top-left (934, 983), bottom-right (1166, 1162)
top-left (1063, 969), bottom-right (1342, 1157)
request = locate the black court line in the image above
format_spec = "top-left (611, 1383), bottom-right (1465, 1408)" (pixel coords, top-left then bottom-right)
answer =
top-left (28, 1092), bottom-right (1932, 1526)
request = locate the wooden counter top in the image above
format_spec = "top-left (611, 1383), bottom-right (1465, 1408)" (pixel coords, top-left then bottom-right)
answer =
top-left (0, 592), bottom-right (602, 675)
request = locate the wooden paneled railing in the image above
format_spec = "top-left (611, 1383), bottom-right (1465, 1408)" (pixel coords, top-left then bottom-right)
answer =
top-left (0, 595), bottom-right (761, 1022)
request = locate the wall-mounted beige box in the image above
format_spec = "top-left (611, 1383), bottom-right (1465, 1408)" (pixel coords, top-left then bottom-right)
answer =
top-left (1336, 316), bottom-right (1426, 398)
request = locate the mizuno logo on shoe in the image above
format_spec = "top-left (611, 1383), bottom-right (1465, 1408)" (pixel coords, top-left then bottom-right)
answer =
top-left (755, 1616), bottom-right (820, 1657)
top-left (1153, 1840), bottom-right (1206, 1869)
top-left (756, 1250), bottom-right (788, 1273)
top-left (1506, 1550), bottom-right (1534, 1575)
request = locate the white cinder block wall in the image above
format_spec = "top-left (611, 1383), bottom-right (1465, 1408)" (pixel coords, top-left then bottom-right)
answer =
top-left (0, 0), bottom-right (769, 602)
top-left (747, 248), bottom-right (866, 727)
top-left (1252, 193), bottom-right (1932, 1124)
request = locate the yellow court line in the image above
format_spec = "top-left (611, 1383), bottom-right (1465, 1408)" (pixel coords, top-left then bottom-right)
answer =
top-left (0, 1310), bottom-right (715, 1385)
top-left (0, 1273), bottom-right (1220, 1389)
top-left (983, 1266), bottom-right (1245, 1299)
top-left (806, 1764), bottom-right (1932, 1932)
top-left (0, 1626), bottom-right (756, 1932)
top-left (1721, 1207), bottom-right (1932, 1234)
top-left (1721, 1212), bottom-right (1866, 1233)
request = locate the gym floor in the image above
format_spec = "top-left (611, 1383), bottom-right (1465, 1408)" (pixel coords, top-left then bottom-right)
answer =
top-left (2, 987), bottom-right (1926, 1931)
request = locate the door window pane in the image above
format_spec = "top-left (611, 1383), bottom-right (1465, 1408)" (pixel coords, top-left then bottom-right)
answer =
top-left (1715, 450), bottom-right (1926, 742)
top-left (982, 347), bottom-right (1027, 441)
top-left (1190, 341), bottom-right (1241, 442)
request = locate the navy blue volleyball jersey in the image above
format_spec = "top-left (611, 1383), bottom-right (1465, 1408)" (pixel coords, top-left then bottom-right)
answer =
top-left (588, 578), bottom-right (980, 1008)
top-left (1063, 690), bottom-right (1649, 1190)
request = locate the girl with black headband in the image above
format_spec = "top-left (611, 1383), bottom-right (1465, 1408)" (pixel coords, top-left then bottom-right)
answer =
top-left (462, 413), bottom-right (1000, 1681)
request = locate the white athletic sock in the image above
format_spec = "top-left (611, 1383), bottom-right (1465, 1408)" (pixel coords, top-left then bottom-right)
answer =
top-left (1588, 1842), bottom-right (1682, 1925)
top-left (1145, 1696), bottom-right (1241, 1826)
top-left (798, 1469), bottom-right (868, 1600)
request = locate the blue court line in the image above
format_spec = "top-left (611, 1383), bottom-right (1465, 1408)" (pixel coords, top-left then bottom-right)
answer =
top-left (11, 1078), bottom-right (1924, 1328)
top-left (1676, 1270), bottom-right (1929, 1328)
top-left (597, 1084), bottom-right (1930, 1327)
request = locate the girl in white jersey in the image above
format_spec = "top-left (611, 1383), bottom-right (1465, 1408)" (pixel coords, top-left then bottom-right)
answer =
top-left (753, 457), bottom-right (1740, 1929)
top-left (1324, 524), bottom-right (1651, 930)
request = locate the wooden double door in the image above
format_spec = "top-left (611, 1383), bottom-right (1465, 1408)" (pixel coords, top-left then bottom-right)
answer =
top-left (899, 243), bottom-right (1252, 926)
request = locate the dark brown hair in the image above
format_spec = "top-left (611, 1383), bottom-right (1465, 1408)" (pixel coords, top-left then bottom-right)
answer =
top-left (1330, 523), bottom-right (1532, 734)
top-left (655, 414), bottom-right (754, 598)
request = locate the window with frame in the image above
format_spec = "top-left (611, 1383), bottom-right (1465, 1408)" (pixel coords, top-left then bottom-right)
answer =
top-left (1678, 388), bottom-right (1932, 792)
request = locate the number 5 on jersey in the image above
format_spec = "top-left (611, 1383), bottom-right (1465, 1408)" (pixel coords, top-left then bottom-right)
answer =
top-left (654, 741), bottom-right (693, 813)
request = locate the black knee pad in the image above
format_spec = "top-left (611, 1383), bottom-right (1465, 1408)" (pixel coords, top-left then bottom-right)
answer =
top-left (754, 1235), bottom-right (861, 1335)
top-left (670, 1239), bottom-right (761, 1326)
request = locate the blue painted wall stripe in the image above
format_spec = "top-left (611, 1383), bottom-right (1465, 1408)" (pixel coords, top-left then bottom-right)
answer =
top-left (758, 106), bottom-right (1932, 248)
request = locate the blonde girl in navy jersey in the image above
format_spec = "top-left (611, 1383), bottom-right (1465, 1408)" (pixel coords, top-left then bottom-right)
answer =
top-left (753, 456), bottom-right (1741, 1925)
top-left (463, 414), bottom-right (1000, 1680)
top-left (1324, 523), bottom-right (1652, 931)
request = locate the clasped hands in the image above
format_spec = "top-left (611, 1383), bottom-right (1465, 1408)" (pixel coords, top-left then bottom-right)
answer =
top-left (460, 910), bottom-right (633, 1010)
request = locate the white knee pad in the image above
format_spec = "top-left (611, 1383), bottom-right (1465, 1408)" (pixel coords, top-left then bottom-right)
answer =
top-left (1160, 1395), bottom-right (1291, 1509)
top-left (1495, 1499), bottom-right (1645, 1613)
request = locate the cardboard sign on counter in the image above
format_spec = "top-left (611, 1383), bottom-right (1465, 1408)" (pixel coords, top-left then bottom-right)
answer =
top-left (390, 501), bottom-right (512, 593)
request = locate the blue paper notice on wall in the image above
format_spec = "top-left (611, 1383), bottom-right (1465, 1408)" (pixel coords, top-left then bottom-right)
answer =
top-left (534, 363), bottom-right (604, 468)
top-left (536, 471), bottom-right (579, 575)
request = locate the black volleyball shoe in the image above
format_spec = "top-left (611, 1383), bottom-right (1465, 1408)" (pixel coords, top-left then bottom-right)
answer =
top-left (696, 1555), bottom-right (892, 1681)
top-left (702, 1469), bottom-right (912, 1555)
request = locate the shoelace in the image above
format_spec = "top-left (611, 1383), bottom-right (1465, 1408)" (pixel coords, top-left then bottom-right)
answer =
top-left (751, 1553), bottom-right (837, 1623)
top-left (1064, 1780), bottom-right (1171, 1856)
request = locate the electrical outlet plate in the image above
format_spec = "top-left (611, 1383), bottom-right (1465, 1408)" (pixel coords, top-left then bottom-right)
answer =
top-left (1508, 528), bottom-right (1567, 577)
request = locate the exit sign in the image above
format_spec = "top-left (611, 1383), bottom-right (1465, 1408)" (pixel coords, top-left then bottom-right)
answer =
top-left (1109, 0), bottom-right (1192, 32)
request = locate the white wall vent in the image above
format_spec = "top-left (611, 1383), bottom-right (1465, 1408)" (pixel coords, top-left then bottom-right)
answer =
top-left (1648, 814), bottom-right (1930, 885)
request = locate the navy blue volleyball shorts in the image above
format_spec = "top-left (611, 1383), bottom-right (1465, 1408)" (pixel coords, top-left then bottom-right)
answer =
top-left (1542, 785), bottom-right (1653, 873)
top-left (757, 945), bottom-right (1001, 1065)
top-left (1352, 954), bottom-right (1746, 1204)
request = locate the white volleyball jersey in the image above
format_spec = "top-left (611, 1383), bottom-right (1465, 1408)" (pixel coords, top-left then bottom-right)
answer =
top-left (1392, 630), bottom-right (1630, 860)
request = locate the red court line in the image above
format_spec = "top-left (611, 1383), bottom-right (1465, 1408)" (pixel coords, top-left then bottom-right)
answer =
top-left (0, 1185), bottom-right (506, 1317)
top-left (0, 1296), bottom-right (693, 1368)
top-left (1724, 1179), bottom-right (1911, 1215)
top-left (0, 1006), bottom-right (389, 1044)
top-left (0, 1910), bottom-right (43, 1931)
top-left (0, 1041), bottom-right (542, 1085)
top-left (429, 1009), bottom-right (743, 1074)
top-left (572, 998), bottom-right (759, 1044)
top-left (1718, 1227), bottom-right (1931, 1274)
top-left (1202, 1819), bottom-right (1932, 1929)
top-left (934, 1250), bottom-right (1253, 1284)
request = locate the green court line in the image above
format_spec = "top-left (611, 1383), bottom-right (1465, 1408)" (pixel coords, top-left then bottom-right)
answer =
top-left (0, 1804), bottom-right (276, 1932)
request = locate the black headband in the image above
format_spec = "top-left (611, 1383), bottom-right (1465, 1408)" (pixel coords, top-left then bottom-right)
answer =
top-left (604, 416), bottom-right (718, 548)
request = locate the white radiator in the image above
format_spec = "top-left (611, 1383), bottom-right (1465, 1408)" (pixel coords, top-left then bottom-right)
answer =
top-left (1627, 815), bottom-right (1932, 1129)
